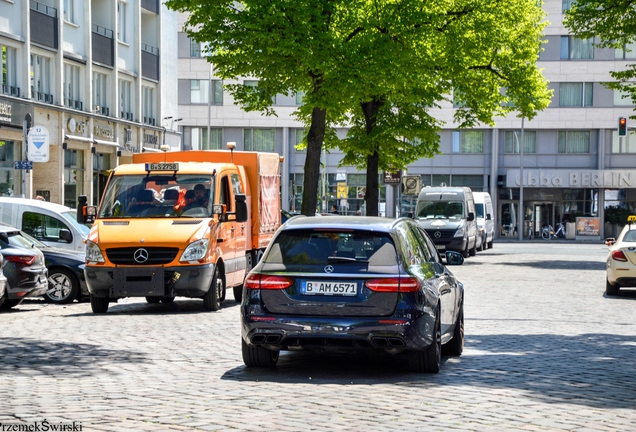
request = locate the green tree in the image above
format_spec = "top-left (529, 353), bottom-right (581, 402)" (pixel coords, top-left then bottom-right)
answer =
top-left (564, 0), bottom-right (636, 111)
top-left (335, 0), bottom-right (552, 215)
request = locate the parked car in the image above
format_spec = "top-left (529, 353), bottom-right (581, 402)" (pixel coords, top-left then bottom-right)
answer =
top-left (0, 226), bottom-right (48, 309)
top-left (240, 215), bottom-right (465, 373)
top-left (473, 192), bottom-right (495, 250)
top-left (0, 223), bottom-right (87, 304)
top-left (606, 221), bottom-right (636, 295)
top-left (0, 253), bottom-right (7, 309)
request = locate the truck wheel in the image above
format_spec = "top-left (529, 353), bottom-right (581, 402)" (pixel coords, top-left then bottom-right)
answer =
top-left (0, 298), bottom-right (23, 309)
top-left (90, 294), bottom-right (109, 314)
top-left (161, 296), bottom-right (175, 303)
top-left (145, 296), bottom-right (161, 303)
top-left (45, 268), bottom-right (79, 304)
top-left (233, 286), bottom-right (243, 303)
top-left (469, 242), bottom-right (477, 257)
top-left (203, 266), bottom-right (223, 311)
top-left (462, 245), bottom-right (469, 259)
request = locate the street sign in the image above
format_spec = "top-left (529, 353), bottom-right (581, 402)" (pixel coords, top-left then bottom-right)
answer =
top-left (28, 125), bottom-right (50, 162)
top-left (337, 182), bottom-right (348, 199)
top-left (14, 160), bottom-right (33, 170)
top-left (382, 170), bottom-right (402, 185)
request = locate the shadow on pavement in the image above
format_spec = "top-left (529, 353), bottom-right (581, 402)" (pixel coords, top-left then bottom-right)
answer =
top-left (0, 338), bottom-right (149, 377)
top-left (65, 298), bottom-right (240, 317)
top-left (222, 332), bottom-right (636, 410)
top-left (497, 260), bottom-right (605, 271)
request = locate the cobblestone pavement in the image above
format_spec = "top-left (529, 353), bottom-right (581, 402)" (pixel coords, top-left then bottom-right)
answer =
top-left (1, 242), bottom-right (635, 431)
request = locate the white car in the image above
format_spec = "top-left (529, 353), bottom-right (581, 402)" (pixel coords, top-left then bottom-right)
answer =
top-left (606, 220), bottom-right (636, 295)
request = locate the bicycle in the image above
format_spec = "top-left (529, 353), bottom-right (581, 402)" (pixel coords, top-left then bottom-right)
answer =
top-left (554, 222), bottom-right (566, 238)
top-left (541, 224), bottom-right (555, 240)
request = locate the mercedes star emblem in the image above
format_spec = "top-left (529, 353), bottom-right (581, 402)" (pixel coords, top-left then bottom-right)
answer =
top-left (134, 248), bottom-right (149, 263)
top-left (434, 231), bottom-right (442, 239)
top-left (324, 265), bottom-right (334, 273)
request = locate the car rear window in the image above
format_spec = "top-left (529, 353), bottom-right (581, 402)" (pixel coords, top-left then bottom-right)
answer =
top-left (623, 229), bottom-right (636, 242)
top-left (264, 229), bottom-right (398, 266)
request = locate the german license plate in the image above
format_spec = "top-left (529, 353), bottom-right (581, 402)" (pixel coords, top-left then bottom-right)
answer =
top-left (145, 163), bottom-right (179, 171)
top-left (301, 281), bottom-right (357, 296)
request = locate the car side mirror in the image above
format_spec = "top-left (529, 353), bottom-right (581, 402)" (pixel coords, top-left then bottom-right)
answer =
top-left (0, 232), bottom-right (8, 244)
top-left (407, 212), bottom-right (413, 219)
top-left (445, 251), bottom-right (464, 265)
top-left (467, 212), bottom-right (475, 222)
top-left (486, 213), bottom-right (492, 220)
top-left (59, 229), bottom-right (72, 243)
top-left (235, 194), bottom-right (248, 223)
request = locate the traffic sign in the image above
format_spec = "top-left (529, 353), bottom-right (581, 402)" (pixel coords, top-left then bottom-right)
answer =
top-left (28, 125), bottom-right (50, 162)
top-left (14, 160), bottom-right (33, 170)
top-left (383, 170), bottom-right (402, 185)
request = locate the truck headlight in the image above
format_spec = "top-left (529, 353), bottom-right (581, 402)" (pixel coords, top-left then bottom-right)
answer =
top-left (454, 221), bottom-right (465, 238)
top-left (180, 239), bottom-right (209, 262)
top-left (86, 240), bottom-right (105, 263)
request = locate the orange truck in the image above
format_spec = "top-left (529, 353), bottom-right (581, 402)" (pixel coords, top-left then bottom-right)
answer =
top-left (81, 147), bottom-right (282, 314)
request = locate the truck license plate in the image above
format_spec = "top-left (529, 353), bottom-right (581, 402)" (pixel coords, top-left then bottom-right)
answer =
top-left (145, 163), bottom-right (179, 171)
top-left (301, 281), bottom-right (357, 296)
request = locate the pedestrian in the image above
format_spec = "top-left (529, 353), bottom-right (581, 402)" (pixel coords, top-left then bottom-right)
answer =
top-left (330, 204), bottom-right (338, 214)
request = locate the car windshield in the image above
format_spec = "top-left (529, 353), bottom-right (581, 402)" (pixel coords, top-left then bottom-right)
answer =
top-left (264, 229), bottom-right (398, 266)
top-left (98, 174), bottom-right (215, 218)
top-left (475, 203), bottom-right (484, 218)
top-left (415, 200), bottom-right (464, 219)
top-left (3, 230), bottom-right (40, 249)
top-left (61, 211), bottom-right (91, 237)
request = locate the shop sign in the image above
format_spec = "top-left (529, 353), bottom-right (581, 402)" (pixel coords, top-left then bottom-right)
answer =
top-left (506, 169), bottom-right (636, 188)
top-left (576, 217), bottom-right (600, 236)
top-left (144, 133), bottom-right (158, 145)
top-left (67, 117), bottom-right (87, 135)
top-left (337, 182), bottom-right (348, 199)
top-left (28, 126), bottom-right (50, 163)
top-left (0, 102), bottom-right (12, 123)
top-left (94, 123), bottom-right (114, 139)
top-left (382, 170), bottom-right (402, 184)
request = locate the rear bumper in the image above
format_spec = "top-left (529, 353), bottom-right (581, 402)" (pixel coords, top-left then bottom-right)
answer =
top-left (6, 275), bottom-right (48, 300)
top-left (85, 264), bottom-right (216, 298)
top-left (241, 307), bottom-right (436, 352)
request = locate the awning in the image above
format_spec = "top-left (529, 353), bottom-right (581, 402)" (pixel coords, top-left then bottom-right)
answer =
top-left (64, 134), bottom-right (93, 143)
top-left (94, 138), bottom-right (119, 147)
top-left (142, 147), bottom-right (161, 153)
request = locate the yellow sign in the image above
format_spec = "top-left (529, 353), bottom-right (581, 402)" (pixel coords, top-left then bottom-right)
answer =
top-left (628, 215), bottom-right (636, 222)
top-left (337, 183), bottom-right (348, 199)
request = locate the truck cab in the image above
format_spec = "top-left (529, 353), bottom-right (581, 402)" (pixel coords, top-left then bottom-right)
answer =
top-left (82, 149), bottom-right (281, 313)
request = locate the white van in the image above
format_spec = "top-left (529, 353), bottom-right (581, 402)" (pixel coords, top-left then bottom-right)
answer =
top-left (0, 197), bottom-right (90, 253)
top-left (473, 192), bottom-right (494, 249)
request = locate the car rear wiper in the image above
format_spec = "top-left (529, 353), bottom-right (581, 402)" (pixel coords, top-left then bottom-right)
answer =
top-left (327, 256), bottom-right (369, 263)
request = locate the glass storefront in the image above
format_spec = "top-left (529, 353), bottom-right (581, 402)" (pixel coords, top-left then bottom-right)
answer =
top-left (64, 149), bottom-right (85, 208)
top-left (0, 140), bottom-right (17, 196)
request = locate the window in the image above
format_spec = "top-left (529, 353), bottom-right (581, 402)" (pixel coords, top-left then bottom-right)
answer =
top-left (504, 130), bottom-right (536, 153)
top-left (1, 45), bottom-right (18, 96)
top-left (192, 128), bottom-right (222, 150)
top-left (244, 129), bottom-right (275, 152)
top-left (614, 89), bottom-right (634, 106)
top-left (119, 79), bottom-right (133, 119)
top-left (615, 41), bottom-right (636, 60)
top-left (560, 36), bottom-right (594, 59)
top-left (189, 38), bottom-right (209, 57)
top-left (295, 91), bottom-right (305, 105)
top-left (559, 82), bottom-right (593, 107)
top-left (63, 149), bottom-right (85, 208)
top-left (30, 54), bottom-right (52, 102)
top-left (117, 1), bottom-right (128, 43)
top-left (562, 0), bottom-right (574, 12)
top-left (190, 80), bottom-right (223, 104)
top-left (22, 212), bottom-right (72, 244)
top-left (452, 130), bottom-right (484, 153)
top-left (63, 0), bottom-right (75, 23)
top-left (142, 86), bottom-right (155, 125)
top-left (244, 79), bottom-right (275, 103)
top-left (611, 130), bottom-right (636, 153)
top-left (451, 175), bottom-right (483, 188)
top-left (558, 131), bottom-right (590, 153)
top-left (92, 72), bottom-right (108, 114)
top-left (63, 63), bottom-right (81, 109)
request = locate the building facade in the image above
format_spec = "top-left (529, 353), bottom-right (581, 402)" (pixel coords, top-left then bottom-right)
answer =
top-left (0, 0), bottom-right (178, 208)
top-left (176, 1), bottom-right (636, 239)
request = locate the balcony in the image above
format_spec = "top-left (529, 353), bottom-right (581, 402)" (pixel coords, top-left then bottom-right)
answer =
top-left (30, 0), bottom-right (58, 49)
top-left (95, 106), bottom-right (109, 116)
top-left (143, 117), bottom-right (156, 126)
top-left (64, 98), bottom-right (83, 110)
top-left (92, 24), bottom-right (114, 67)
top-left (32, 89), bottom-right (53, 104)
top-left (120, 111), bottom-right (134, 121)
top-left (141, 43), bottom-right (159, 81)
top-left (141, 0), bottom-right (159, 14)
top-left (1, 85), bottom-right (20, 97)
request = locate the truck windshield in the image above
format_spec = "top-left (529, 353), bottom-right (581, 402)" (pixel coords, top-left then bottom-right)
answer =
top-left (98, 174), bottom-right (215, 218)
top-left (415, 200), bottom-right (464, 220)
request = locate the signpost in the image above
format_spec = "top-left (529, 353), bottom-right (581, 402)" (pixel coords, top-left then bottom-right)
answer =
top-left (14, 161), bottom-right (33, 170)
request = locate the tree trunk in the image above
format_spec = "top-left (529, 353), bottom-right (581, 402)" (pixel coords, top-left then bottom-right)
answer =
top-left (301, 106), bottom-right (327, 216)
top-left (361, 98), bottom-right (383, 217)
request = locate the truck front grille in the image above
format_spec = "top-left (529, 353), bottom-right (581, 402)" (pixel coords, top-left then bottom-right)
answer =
top-left (105, 247), bottom-right (179, 265)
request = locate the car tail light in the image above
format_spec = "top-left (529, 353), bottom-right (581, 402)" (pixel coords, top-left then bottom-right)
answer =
top-left (245, 274), bottom-right (294, 290)
top-left (365, 277), bottom-right (419, 292)
top-left (5, 255), bottom-right (36, 265)
top-left (612, 250), bottom-right (628, 262)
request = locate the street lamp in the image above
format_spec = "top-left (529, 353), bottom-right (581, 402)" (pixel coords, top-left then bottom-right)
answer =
top-left (518, 118), bottom-right (525, 241)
